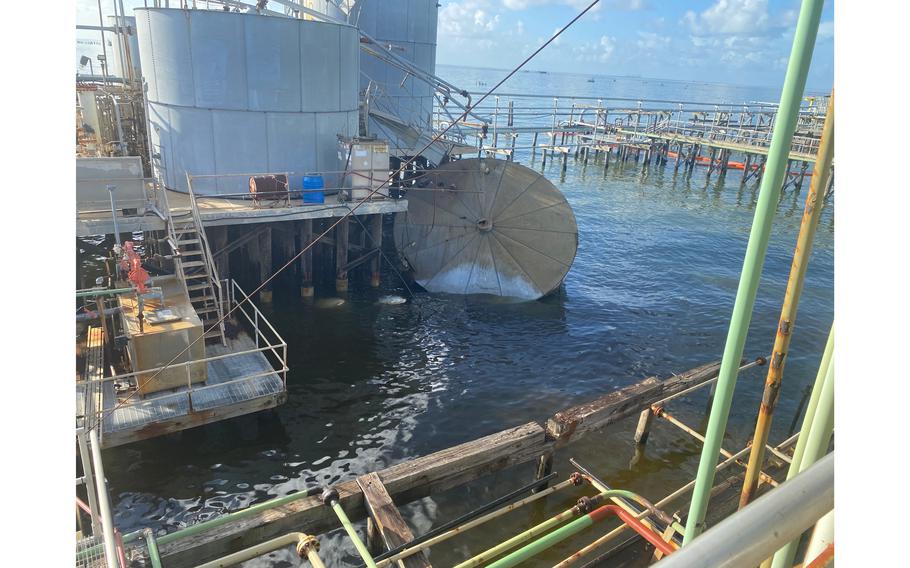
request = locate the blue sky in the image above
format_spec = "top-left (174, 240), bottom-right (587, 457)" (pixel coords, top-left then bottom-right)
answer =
top-left (76, 1), bottom-right (834, 91)
top-left (436, 0), bottom-right (834, 90)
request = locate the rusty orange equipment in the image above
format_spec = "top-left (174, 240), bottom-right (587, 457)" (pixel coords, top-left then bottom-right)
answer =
top-left (119, 241), bottom-right (151, 294)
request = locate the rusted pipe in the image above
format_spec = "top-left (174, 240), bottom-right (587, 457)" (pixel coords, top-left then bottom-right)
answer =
top-left (739, 91), bottom-right (835, 509)
top-left (485, 504), bottom-right (674, 568)
top-left (655, 409), bottom-right (778, 487)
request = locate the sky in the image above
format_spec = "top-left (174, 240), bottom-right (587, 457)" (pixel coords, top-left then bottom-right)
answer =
top-left (436, 0), bottom-right (834, 90)
top-left (75, 0), bottom-right (834, 91)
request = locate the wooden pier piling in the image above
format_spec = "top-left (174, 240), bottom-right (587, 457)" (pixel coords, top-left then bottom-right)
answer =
top-left (299, 219), bottom-right (314, 298)
top-left (335, 217), bottom-right (350, 293)
top-left (370, 215), bottom-right (382, 288)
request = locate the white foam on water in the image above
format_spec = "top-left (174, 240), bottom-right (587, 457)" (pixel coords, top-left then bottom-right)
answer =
top-left (378, 295), bottom-right (408, 305)
top-left (419, 264), bottom-right (543, 300)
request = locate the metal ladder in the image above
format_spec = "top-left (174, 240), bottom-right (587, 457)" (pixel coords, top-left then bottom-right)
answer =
top-left (159, 177), bottom-right (227, 346)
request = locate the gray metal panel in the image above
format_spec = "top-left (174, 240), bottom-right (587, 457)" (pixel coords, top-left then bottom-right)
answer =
top-left (300, 22), bottom-right (341, 112)
top-left (147, 102), bottom-right (172, 184)
top-left (135, 11), bottom-right (157, 100)
top-left (245, 16), bottom-right (301, 112)
top-left (167, 106), bottom-right (216, 193)
top-left (211, 110), bottom-right (269, 195)
top-left (316, 112), bottom-right (356, 186)
top-left (267, 112), bottom-right (317, 189)
top-left (143, 9), bottom-right (195, 107)
top-left (338, 26), bottom-right (360, 111)
top-left (191, 11), bottom-right (248, 110)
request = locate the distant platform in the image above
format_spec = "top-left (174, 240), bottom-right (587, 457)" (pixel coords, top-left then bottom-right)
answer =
top-left (77, 191), bottom-right (408, 237)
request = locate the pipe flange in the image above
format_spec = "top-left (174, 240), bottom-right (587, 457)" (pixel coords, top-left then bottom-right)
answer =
top-left (569, 472), bottom-right (584, 486)
top-left (320, 487), bottom-right (339, 506)
top-left (575, 495), bottom-right (595, 514)
top-left (296, 534), bottom-right (320, 558)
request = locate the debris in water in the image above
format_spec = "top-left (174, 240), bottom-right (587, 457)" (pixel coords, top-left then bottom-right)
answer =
top-left (315, 298), bottom-right (346, 308)
top-left (378, 295), bottom-right (407, 305)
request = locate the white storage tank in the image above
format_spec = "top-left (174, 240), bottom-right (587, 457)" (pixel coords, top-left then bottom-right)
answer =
top-left (135, 8), bottom-right (360, 195)
top-left (351, 0), bottom-right (438, 151)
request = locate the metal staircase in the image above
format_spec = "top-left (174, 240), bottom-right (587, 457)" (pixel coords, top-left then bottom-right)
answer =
top-left (159, 176), bottom-right (227, 346)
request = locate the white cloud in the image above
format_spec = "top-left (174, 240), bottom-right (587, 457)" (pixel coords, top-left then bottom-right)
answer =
top-left (683, 0), bottom-right (770, 35)
top-left (570, 34), bottom-right (616, 63)
top-left (817, 20), bottom-right (834, 40)
top-left (439, 1), bottom-right (501, 43)
top-left (636, 31), bottom-right (670, 50)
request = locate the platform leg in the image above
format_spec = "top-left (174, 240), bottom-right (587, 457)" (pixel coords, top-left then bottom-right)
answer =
top-left (335, 217), bottom-right (349, 293)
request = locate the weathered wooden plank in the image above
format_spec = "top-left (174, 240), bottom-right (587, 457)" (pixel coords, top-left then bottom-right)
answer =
top-left (358, 473), bottom-right (431, 568)
top-left (545, 360), bottom-right (726, 446)
top-left (100, 392), bottom-right (286, 449)
top-left (159, 422), bottom-right (549, 568)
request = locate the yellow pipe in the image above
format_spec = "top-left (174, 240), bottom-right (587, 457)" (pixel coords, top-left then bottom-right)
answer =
top-left (194, 532), bottom-right (323, 568)
top-left (739, 90), bottom-right (835, 508)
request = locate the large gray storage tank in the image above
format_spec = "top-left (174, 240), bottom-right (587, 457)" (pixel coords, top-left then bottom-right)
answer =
top-left (136, 8), bottom-right (360, 195)
top-left (351, 0), bottom-right (437, 152)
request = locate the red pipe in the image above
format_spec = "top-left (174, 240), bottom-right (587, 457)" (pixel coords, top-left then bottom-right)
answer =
top-left (589, 504), bottom-right (676, 556)
top-left (115, 529), bottom-right (128, 568)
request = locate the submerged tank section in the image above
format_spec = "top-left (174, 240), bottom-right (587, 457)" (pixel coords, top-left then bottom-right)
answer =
top-left (135, 8), bottom-right (360, 194)
top-left (394, 158), bottom-right (578, 300)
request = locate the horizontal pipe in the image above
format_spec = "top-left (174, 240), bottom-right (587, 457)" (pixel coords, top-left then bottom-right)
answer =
top-left (453, 490), bottom-right (641, 568)
top-left (195, 532), bottom-right (306, 568)
top-left (552, 432), bottom-right (801, 568)
top-left (487, 504), bottom-right (673, 568)
top-left (374, 477), bottom-right (577, 568)
top-left (372, 472), bottom-right (558, 564)
top-left (655, 453), bottom-right (833, 568)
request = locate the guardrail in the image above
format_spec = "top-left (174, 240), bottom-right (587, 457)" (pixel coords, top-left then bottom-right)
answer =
top-left (77, 279), bottom-right (288, 441)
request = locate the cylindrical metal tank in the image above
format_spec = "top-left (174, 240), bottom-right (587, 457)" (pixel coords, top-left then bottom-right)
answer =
top-left (351, 0), bottom-right (438, 150)
top-left (136, 8), bottom-right (360, 195)
top-left (106, 15), bottom-right (142, 82)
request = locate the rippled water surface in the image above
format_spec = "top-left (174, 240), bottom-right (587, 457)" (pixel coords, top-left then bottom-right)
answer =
top-left (93, 68), bottom-right (833, 566)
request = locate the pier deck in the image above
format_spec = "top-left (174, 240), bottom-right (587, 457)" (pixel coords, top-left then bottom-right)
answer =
top-left (77, 190), bottom-right (407, 237)
top-left (78, 332), bottom-right (287, 449)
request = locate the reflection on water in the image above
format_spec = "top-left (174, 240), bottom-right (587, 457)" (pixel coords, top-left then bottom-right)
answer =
top-left (95, 70), bottom-right (833, 566)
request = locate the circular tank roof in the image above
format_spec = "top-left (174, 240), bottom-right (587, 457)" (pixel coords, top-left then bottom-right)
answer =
top-left (394, 158), bottom-right (578, 300)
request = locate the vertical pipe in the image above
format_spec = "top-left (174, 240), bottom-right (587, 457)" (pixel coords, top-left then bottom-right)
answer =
top-left (682, 0), bottom-right (824, 544)
top-left (739, 92), bottom-right (834, 508)
top-left (89, 429), bottom-right (119, 568)
top-left (770, 351), bottom-right (834, 568)
top-left (790, 326), bottom-right (834, 472)
top-left (259, 227), bottom-right (273, 303)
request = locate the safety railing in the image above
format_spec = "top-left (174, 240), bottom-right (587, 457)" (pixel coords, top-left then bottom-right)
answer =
top-left (76, 279), bottom-right (288, 440)
top-left (436, 95), bottom-right (827, 159)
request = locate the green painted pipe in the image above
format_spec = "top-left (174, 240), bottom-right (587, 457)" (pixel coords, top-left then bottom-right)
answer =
top-left (485, 509), bottom-right (596, 568)
top-left (453, 490), bottom-right (640, 568)
top-left (156, 487), bottom-right (320, 547)
top-left (144, 529), bottom-right (162, 568)
top-left (79, 488), bottom-right (322, 561)
top-left (789, 326), bottom-right (834, 472)
top-left (770, 349), bottom-right (834, 568)
top-left (681, 0), bottom-right (825, 545)
top-left (331, 501), bottom-right (378, 568)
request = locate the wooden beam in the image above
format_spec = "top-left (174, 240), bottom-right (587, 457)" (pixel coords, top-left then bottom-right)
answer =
top-left (357, 473), bottom-right (431, 568)
top-left (158, 422), bottom-right (549, 568)
top-left (100, 392), bottom-right (286, 449)
top-left (545, 360), bottom-right (725, 446)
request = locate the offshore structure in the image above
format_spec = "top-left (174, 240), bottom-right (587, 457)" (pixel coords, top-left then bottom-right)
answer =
top-left (75, 1), bottom-right (834, 568)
